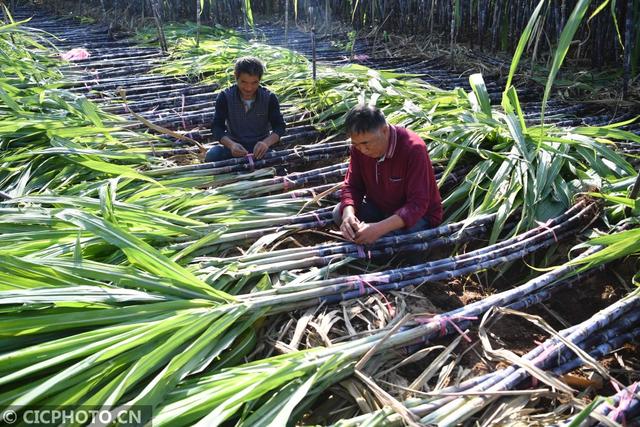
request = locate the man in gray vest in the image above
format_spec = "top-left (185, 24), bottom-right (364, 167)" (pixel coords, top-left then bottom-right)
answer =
top-left (205, 57), bottom-right (286, 162)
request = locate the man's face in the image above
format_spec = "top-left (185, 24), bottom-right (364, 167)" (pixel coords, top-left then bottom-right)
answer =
top-left (236, 72), bottom-right (260, 99)
top-left (349, 125), bottom-right (389, 158)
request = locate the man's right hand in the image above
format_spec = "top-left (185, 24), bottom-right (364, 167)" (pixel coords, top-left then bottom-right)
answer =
top-left (229, 142), bottom-right (249, 157)
top-left (340, 206), bottom-right (361, 241)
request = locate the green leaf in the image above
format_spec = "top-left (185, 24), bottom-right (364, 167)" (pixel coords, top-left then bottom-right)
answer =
top-left (70, 157), bottom-right (159, 185)
top-left (55, 209), bottom-right (234, 303)
top-left (503, 0), bottom-right (545, 91)
top-left (469, 74), bottom-right (491, 115)
top-left (541, 0), bottom-right (593, 123)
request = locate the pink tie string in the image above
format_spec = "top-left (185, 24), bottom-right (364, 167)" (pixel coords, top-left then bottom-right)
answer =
top-left (348, 276), bottom-right (395, 316)
top-left (283, 176), bottom-right (295, 191)
top-left (246, 153), bottom-right (255, 170)
top-left (535, 219), bottom-right (558, 242)
top-left (415, 314), bottom-right (477, 342)
top-left (610, 383), bottom-right (638, 424)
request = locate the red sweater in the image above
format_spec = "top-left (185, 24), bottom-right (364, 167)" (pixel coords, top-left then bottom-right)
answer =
top-left (341, 125), bottom-right (443, 228)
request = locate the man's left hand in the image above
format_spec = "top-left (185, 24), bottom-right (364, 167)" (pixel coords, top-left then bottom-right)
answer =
top-left (354, 222), bottom-right (384, 245)
top-left (253, 140), bottom-right (270, 159)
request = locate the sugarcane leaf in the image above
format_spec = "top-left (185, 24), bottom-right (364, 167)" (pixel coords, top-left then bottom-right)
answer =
top-left (489, 182), bottom-right (521, 243)
top-left (0, 87), bottom-right (23, 112)
top-left (8, 312), bottom-right (198, 406)
top-left (88, 311), bottom-right (224, 407)
top-left (192, 309), bottom-right (265, 375)
top-left (566, 396), bottom-right (606, 427)
top-left (469, 73), bottom-right (491, 115)
top-left (42, 343), bottom-right (156, 408)
top-left (589, 0), bottom-right (610, 19)
top-left (504, 0), bottom-right (545, 90)
top-left (170, 226), bottom-right (227, 262)
top-left (574, 125), bottom-right (640, 145)
top-left (502, 86), bottom-right (527, 132)
top-left (176, 362), bottom-right (307, 427)
top-left (607, 0), bottom-right (624, 49)
top-left (0, 299), bottom-right (210, 339)
top-left (214, 327), bottom-right (257, 370)
top-left (239, 371), bottom-right (319, 427)
top-left (77, 97), bottom-right (104, 128)
top-left (69, 157), bottom-right (159, 185)
top-left (0, 286), bottom-right (165, 305)
top-left (54, 209), bottom-right (233, 302)
top-left (128, 304), bottom-right (249, 409)
top-left (244, 0), bottom-right (254, 28)
top-left (541, 0), bottom-right (593, 123)
top-left (10, 163), bottom-right (31, 198)
top-left (569, 228), bottom-right (640, 271)
top-left (73, 230), bottom-right (83, 263)
top-left (534, 198), bottom-right (566, 222)
top-left (34, 257), bottom-right (224, 300)
top-left (245, 230), bottom-right (289, 255)
top-left (586, 192), bottom-right (638, 209)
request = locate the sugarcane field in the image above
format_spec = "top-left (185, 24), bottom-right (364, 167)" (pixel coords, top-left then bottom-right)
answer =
top-left (2, 0), bottom-right (640, 425)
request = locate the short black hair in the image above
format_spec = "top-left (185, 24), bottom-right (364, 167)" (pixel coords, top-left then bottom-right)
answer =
top-left (344, 105), bottom-right (386, 135)
top-left (234, 56), bottom-right (265, 79)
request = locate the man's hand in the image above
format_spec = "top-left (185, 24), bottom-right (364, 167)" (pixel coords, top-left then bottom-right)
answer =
top-left (354, 222), bottom-right (384, 245)
top-left (229, 142), bottom-right (249, 157)
top-left (340, 212), bottom-right (361, 241)
top-left (253, 140), bottom-right (270, 159)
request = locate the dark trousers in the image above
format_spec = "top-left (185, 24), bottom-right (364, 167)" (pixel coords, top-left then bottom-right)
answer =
top-left (332, 199), bottom-right (430, 234)
top-left (204, 141), bottom-right (257, 163)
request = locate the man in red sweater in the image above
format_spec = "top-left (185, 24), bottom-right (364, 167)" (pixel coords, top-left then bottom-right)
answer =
top-left (334, 105), bottom-right (443, 244)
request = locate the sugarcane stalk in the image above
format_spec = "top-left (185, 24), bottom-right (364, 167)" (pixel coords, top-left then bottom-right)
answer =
top-left (146, 144), bottom-right (350, 178)
top-left (425, 290), bottom-right (640, 425)
top-left (245, 204), bottom-right (596, 306)
top-left (315, 229), bottom-right (576, 306)
top-left (311, 25), bottom-right (317, 81)
top-left (203, 212), bottom-right (496, 265)
top-left (195, 0), bottom-right (201, 47)
top-left (434, 326), bottom-right (640, 426)
top-left (588, 381), bottom-right (640, 424)
top-left (217, 223), bottom-right (492, 275)
top-left (353, 319), bottom-right (640, 427)
top-left (285, 0), bottom-right (289, 45)
top-left (332, 270), bottom-right (606, 427)
top-left (623, 0), bottom-right (634, 98)
top-left (150, 247), bottom-right (607, 426)
top-left (450, 0), bottom-right (456, 68)
top-left (200, 215), bottom-right (497, 275)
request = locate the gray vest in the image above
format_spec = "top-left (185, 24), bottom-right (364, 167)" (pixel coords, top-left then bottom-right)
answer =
top-left (224, 85), bottom-right (271, 146)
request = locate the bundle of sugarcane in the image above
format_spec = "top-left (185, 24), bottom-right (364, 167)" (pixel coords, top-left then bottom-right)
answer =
top-left (335, 301), bottom-right (639, 426)
top-left (197, 213), bottom-right (498, 274)
top-left (240, 199), bottom-right (597, 308)
top-left (213, 161), bottom-right (349, 198)
top-left (141, 246), bottom-right (607, 426)
top-left (560, 381), bottom-right (640, 426)
top-left (332, 269), bottom-right (607, 426)
top-left (144, 140), bottom-right (350, 178)
top-left (0, 196), bottom-right (608, 426)
top-left (0, 188), bottom-right (336, 261)
top-left (0, 47), bottom-right (168, 198)
top-left (132, 127), bottom-right (323, 157)
top-left (408, 290), bottom-right (640, 426)
top-left (213, 160), bottom-right (464, 200)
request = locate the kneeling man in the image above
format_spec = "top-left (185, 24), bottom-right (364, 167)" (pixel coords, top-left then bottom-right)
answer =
top-left (334, 105), bottom-right (443, 244)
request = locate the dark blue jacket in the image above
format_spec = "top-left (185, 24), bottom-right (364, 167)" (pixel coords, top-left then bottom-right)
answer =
top-left (211, 85), bottom-right (286, 146)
